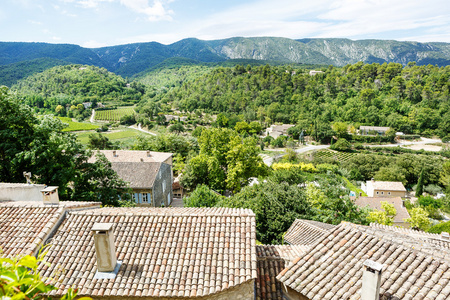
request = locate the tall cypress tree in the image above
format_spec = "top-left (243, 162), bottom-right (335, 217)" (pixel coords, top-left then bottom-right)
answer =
top-left (415, 169), bottom-right (424, 197)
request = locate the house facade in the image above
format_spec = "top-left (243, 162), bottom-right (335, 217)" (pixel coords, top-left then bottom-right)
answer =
top-left (359, 126), bottom-right (390, 136)
top-left (89, 150), bottom-right (173, 206)
top-left (361, 179), bottom-right (407, 197)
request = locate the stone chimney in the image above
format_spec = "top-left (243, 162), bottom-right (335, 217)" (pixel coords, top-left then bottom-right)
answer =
top-left (361, 259), bottom-right (383, 300)
top-left (147, 150), bottom-right (151, 157)
top-left (113, 150), bottom-right (117, 157)
top-left (91, 223), bottom-right (117, 272)
top-left (40, 186), bottom-right (59, 205)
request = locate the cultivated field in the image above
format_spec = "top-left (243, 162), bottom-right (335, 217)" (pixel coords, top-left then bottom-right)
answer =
top-left (94, 107), bottom-right (135, 122)
top-left (314, 149), bottom-right (358, 163)
top-left (59, 117), bottom-right (99, 132)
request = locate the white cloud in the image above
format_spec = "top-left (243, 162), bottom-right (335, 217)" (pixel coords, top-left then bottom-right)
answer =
top-left (119, 0), bottom-right (173, 21)
top-left (28, 20), bottom-right (42, 25)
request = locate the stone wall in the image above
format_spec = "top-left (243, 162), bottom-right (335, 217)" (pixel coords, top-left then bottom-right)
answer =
top-left (152, 163), bottom-right (173, 207)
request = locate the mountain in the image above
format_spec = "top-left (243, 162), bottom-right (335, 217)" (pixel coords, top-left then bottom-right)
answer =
top-left (1, 37), bottom-right (450, 85)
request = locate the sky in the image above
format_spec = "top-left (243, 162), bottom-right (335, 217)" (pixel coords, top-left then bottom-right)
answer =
top-left (1, 0), bottom-right (450, 48)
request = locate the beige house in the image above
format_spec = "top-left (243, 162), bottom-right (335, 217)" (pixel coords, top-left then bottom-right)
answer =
top-left (359, 126), bottom-right (390, 135)
top-left (265, 124), bottom-right (295, 139)
top-left (361, 179), bottom-right (406, 197)
top-left (354, 196), bottom-right (410, 227)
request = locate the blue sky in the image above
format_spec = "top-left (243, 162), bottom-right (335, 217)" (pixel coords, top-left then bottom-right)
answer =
top-left (1, 0), bottom-right (450, 48)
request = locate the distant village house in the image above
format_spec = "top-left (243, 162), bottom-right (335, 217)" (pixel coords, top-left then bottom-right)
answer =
top-left (265, 124), bottom-right (295, 139)
top-left (359, 125), bottom-right (390, 136)
top-left (89, 150), bottom-right (173, 206)
top-left (361, 179), bottom-right (407, 198)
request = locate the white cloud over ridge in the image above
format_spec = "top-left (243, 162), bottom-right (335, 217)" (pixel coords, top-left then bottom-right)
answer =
top-left (120, 0), bottom-right (173, 21)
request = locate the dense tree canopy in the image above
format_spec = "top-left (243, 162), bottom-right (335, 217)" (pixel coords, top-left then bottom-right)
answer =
top-left (144, 63), bottom-right (450, 139)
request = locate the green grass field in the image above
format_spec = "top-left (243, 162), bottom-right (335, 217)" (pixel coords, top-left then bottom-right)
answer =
top-left (314, 149), bottom-right (358, 163)
top-left (76, 129), bottom-right (142, 146)
top-left (95, 107), bottom-right (135, 122)
top-left (58, 117), bottom-right (99, 132)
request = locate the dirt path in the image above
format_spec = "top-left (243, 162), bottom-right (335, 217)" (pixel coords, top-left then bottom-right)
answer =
top-left (90, 109), bottom-right (95, 123)
top-left (128, 124), bottom-right (157, 136)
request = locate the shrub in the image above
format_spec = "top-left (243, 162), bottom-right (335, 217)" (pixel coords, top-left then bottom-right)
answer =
top-left (330, 138), bottom-right (351, 151)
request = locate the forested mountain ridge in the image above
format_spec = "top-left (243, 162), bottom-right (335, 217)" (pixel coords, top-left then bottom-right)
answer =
top-left (11, 65), bottom-right (144, 113)
top-left (2, 37), bottom-right (450, 85)
top-left (143, 62), bottom-right (450, 140)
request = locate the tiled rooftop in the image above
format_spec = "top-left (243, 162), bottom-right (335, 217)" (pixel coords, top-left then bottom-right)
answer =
top-left (40, 207), bottom-right (257, 298)
top-left (256, 245), bottom-right (308, 300)
top-left (370, 180), bottom-right (406, 192)
top-left (88, 150), bottom-right (172, 164)
top-left (283, 219), bottom-right (336, 245)
top-left (0, 201), bottom-right (100, 256)
top-left (110, 162), bottom-right (163, 189)
top-left (277, 222), bottom-right (450, 299)
top-left (354, 197), bottom-right (410, 224)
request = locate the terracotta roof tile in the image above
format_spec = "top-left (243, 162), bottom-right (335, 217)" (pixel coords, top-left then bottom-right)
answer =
top-left (88, 150), bottom-right (172, 164)
top-left (277, 222), bottom-right (450, 299)
top-left (284, 219), bottom-right (336, 245)
top-left (0, 201), bottom-right (101, 257)
top-left (40, 207), bottom-right (256, 298)
top-left (256, 245), bottom-right (307, 300)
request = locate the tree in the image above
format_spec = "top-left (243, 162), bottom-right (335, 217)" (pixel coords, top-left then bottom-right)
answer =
top-left (249, 121), bottom-right (262, 135)
top-left (168, 123), bottom-right (185, 134)
top-left (416, 169), bottom-right (425, 197)
top-left (183, 128), bottom-right (267, 193)
top-left (234, 121), bottom-right (250, 134)
top-left (332, 122), bottom-right (349, 139)
top-left (71, 152), bottom-right (133, 206)
top-left (88, 133), bottom-right (114, 150)
top-left (330, 138), bottom-right (351, 151)
top-left (218, 180), bottom-right (310, 244)
top-left (183, 184), bottom-right (223, 207)
top-left (405, 207), bottom-right (431, 230)
top-left (374, 166), bottom-right (407, 185)
top-left (367, 201), bottom-right (397, 226)
top-left (0, 252), bottom-right (89, 300)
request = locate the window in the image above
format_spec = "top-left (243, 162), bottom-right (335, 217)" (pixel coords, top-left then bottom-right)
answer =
top-left (376, 191), bottom-right (379, 195)
top-left (388, 192), bottom-right (391, 195)
top-left (142, 193), bottom-right (148, 203)
top-left (381, 192), bottom-right (384, 195)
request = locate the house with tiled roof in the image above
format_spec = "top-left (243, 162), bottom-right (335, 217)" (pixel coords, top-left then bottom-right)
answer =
top-left (89, 150), bottom-right (173, 207)
top-left (283, 219), bottom-right (336, 245)
top-left (361, 179), bottom-right (406, 198)
top-left (354, 197), bottom-right (410, 227)
top-left (40, 207), bottom-right (257, 299)
top-left (277, 221), bottom-right (450, 300)
top-left (0, 200), bottom-right (101, 257)
top-left (265, 124), bottom-right (295, 139)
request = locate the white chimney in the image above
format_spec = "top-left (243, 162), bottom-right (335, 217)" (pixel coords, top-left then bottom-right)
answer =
top-left (441, 232), bottom-right (450, 240)
top-left (91, 223), bottom-right (117, 272)
top-left (361, 259), bottom-right (383, 300)
top-left (40, 186), bottom-right (59, 205)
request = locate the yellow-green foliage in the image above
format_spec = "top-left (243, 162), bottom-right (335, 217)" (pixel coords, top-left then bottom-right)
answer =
top-left (367, 201), bottom-right (397, 226)
top-left (58, 117), bottom-right (99, 132)
top-left (272, 162), bottom-right (317, 173)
